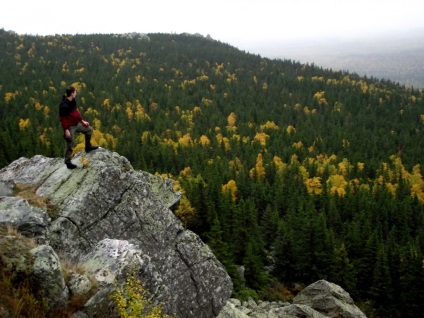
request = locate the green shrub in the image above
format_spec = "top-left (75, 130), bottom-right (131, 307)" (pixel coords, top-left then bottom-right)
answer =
top-left (111, 264), bottom-right (170, 318)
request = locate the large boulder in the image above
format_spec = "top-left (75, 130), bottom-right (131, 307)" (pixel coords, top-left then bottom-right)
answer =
top-left (0, 150), bottom-right (232, 318)
top-left (293, 280), bottom-right (366, 318)
top-left (0, 196), bottom-right (49, 240)
top-left (217, 280), bottom-right (366, 318)
top-left (29, 245), bottom-right (69, 310)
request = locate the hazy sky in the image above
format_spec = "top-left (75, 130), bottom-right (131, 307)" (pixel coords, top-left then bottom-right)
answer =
top-left (2, 0), bottom-right (424, 56)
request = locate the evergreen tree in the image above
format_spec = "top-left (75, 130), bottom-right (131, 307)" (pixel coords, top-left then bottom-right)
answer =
top-left (369, 244), bottom-right (393, 316)
top-left (260, 204), bottom-right (279, 250)
top-left (330, 243), bottom-right (356, 296)
top-left (243, 239), bottom-right (268, 290)
top-left (397, 245), bottom-right (424, 318)
top-left (272, 220), bottom-right (296, 283)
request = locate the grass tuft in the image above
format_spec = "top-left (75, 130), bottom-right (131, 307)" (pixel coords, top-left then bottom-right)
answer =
top-left (13, 183), bottom-right (60, 220)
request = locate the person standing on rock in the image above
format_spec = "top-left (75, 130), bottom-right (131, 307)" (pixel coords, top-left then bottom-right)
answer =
top-left (59, 86), bottom-right (98, 169)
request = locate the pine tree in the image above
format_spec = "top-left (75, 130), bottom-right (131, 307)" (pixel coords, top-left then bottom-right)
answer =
top-left (260, 204), bottom-right (279, 250)
top-left (272, 220), bottom-right (296, 283)
top-left (369, 244), bottom-right (393, 316)
top-left (243, 239), bottom-right (268, 290)
top-left (331, 243), bottom-right (356, 296)
top-left (397, 245), bottom-right (424, 318)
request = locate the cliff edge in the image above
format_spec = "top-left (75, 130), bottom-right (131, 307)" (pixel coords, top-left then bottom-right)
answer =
top-left (0, 149), bottom-right (232, 317)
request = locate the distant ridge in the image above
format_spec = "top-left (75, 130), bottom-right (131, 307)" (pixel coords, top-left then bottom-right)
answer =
top-left (259, 29), bottom-right (424, 88)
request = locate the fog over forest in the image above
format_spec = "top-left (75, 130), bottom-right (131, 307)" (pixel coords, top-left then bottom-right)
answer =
top-left (256, 28), bottom-right (424, 89)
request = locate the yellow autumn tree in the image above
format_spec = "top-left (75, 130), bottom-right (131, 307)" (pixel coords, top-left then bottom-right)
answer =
top-left (338, 158), bottom-right (353, 176)
top-left (313, 91), bottom-right (329, 106)
top-left (70, 82), bottom-right (85, 92)
top-left (409, 164), bottom-right (424, 202)
top-left (193, 106), bottom-right (201, 114)
top-left (199, 135), bottom-right (210, 147)
top-left (19, 118), bottom-right (31, 131)
top-left (273, 156), bottom-right (287, 173)
top-left (227, 112), bottom-right (236, 127)
top-left (222, 179), bottom-right (238, 202)
top-left (181, 110), bottom-right (194, 128)
top-left (135, 103), bottom-right (151, 122)
top-left (327, 174), bottom-right (348, 196)
top-left (286, 125), bottom-right (296, 134)
top-left (85, 107), bottom-right (100, 117)
top-left (126, 106), bottom-right (134, 120)
top-left (292, 141), bottom-right (304, 149)
top-left (201, 98), bottom-right (213, 106)
top-left (305, 177), bottom-right (323, 195)
top-left (178, 133), bottom-right (193, 147)
top-left (39, 128), bottom-right (52, 148)
top-left (249, 153), bottom-right (266, 181)
top-left (154, 171), bottom-right (196, 227)
top-left (43, 106), bottom-right (50, 117)
top-left (5, 92), bottom-right (17, 103)
top-left (174, 197), bottom-right (196, 227)
top-left (92, 118), bottom-right (101, 130)
top-left (216, 133), bottom-right (230, 150)
top-left (260, 121), bottom-right (279, 131)
top-left (391, 155), bottom-right (409, 180)
top-left (253, 132), bottom-right (269, 147)
top-left (141, 131), bottom-right (151, 143)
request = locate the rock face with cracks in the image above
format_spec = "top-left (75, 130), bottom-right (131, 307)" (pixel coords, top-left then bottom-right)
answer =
top-left (0, 150), bottom-right (367, 318)
top-left (0, 149), bottom-right (232, 318)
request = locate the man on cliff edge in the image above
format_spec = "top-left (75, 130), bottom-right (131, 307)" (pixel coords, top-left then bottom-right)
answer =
top-left (59, 86), bottom-right (98, 169)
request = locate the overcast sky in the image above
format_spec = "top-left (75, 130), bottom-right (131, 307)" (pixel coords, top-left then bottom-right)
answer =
top-left (2, 0), bottom-right (424, 56)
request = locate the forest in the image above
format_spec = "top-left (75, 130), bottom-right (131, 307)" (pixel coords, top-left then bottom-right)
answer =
top-left (1, 28), bottom-right (424, 318)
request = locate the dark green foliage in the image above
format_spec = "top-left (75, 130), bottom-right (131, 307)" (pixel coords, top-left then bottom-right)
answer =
top-left (1, 29), bottom-right (424, 317)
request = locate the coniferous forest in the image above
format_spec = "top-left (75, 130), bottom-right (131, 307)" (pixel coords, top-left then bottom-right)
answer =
top-left (1, 29), bottom-right (424, 317)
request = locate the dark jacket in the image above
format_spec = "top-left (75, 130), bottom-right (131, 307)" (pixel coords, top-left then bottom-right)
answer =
top-left (59, 96), bottom-right (83, 130)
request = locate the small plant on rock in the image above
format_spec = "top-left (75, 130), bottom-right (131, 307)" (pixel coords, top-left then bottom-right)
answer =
top-left (13, 183), bottom-right (59, 220)
top-left (111, 263), bottom-right (169, 318)
top-left (79, 155), bottom-right (90, 168)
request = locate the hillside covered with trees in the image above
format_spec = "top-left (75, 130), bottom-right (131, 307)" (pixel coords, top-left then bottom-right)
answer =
top-left (1, 29), bottom-right (424, 317)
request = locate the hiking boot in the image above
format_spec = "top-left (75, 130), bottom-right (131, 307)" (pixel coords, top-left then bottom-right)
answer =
top-left (84, 134), bottom-right (99, 153)
top-left (85, 145), bottom-right (99, 153)
top-left (66, 161), bottom-right (77, 169)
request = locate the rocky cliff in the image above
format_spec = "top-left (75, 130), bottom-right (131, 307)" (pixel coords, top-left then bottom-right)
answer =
top-left (0, 149), bottom-right (232, 317)
top-left (0, 149), bottom-right (367, 318)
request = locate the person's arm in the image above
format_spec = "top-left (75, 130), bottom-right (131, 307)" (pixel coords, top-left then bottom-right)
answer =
top-left (60, 116), bottom-right (71, 139)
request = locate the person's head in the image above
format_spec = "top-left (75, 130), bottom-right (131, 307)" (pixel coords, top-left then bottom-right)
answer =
top-left (65, 86), bottom-right (76, 98)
